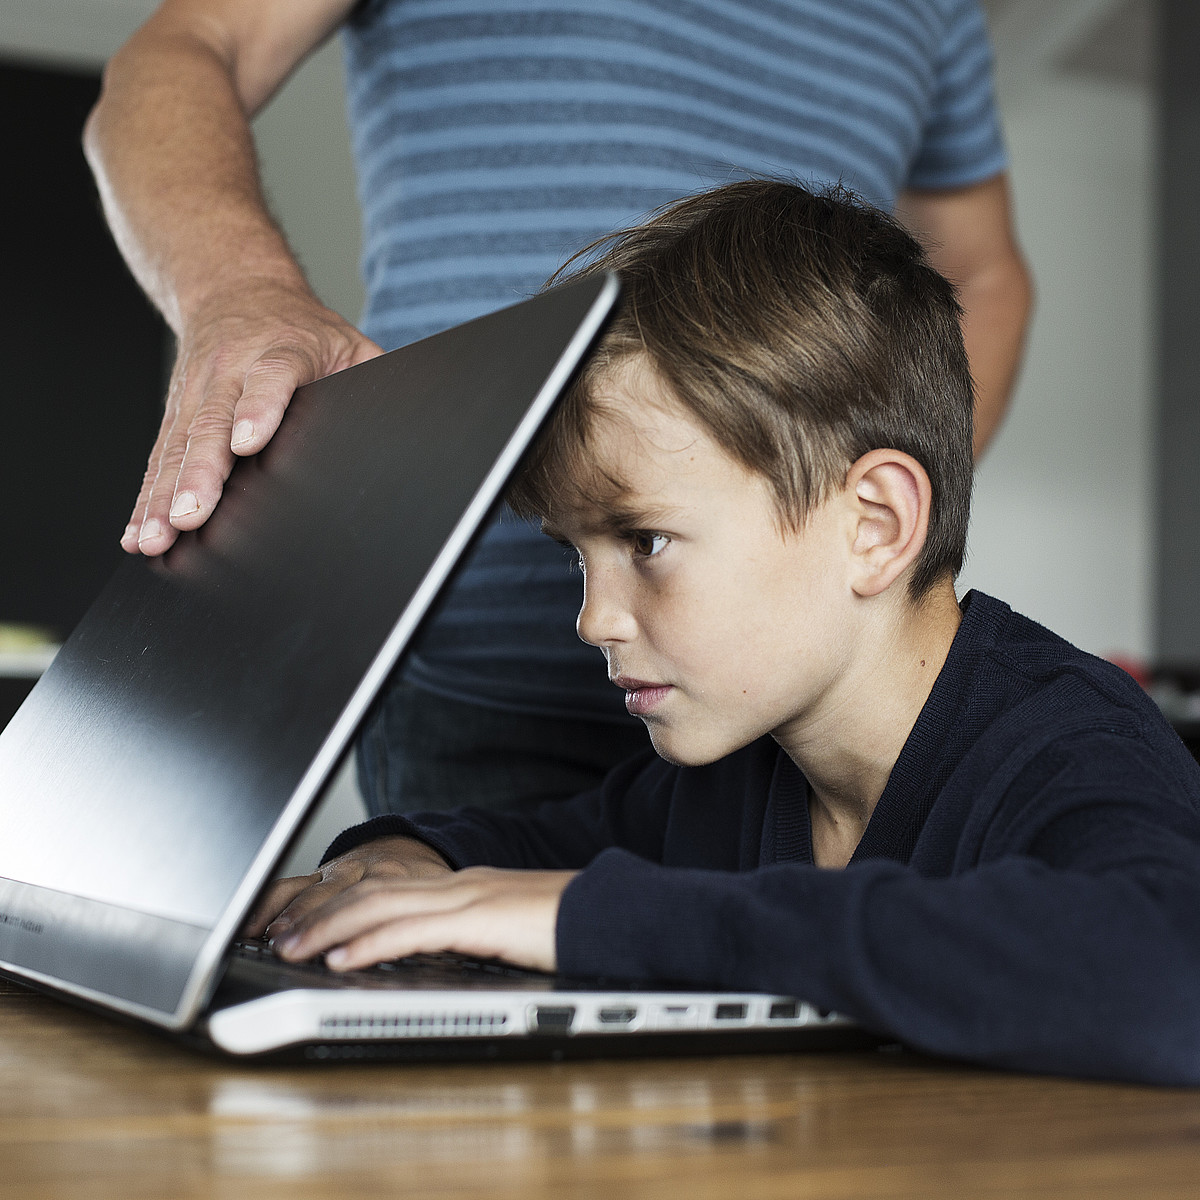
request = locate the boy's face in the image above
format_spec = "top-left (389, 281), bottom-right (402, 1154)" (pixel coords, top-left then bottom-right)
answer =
top-left (545, 358), bottom-right (864, 768)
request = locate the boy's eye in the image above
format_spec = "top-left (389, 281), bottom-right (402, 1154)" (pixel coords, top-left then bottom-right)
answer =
top-left (630, 531), bottom-right (670, 558)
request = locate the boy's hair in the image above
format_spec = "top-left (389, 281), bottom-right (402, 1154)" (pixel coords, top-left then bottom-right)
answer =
top-left (509, 179), bottom-right (974, 597)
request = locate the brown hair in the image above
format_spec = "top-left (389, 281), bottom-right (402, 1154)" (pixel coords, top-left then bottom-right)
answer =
top-left (508, 179), bottom-right (974, 597)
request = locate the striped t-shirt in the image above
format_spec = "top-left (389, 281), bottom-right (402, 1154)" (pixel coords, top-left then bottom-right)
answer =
top-left (341, 0), bottom-right (1007, 720)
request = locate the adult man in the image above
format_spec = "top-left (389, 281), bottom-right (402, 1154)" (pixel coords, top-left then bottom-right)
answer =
top-left (85, 0), bottom-right (1032, 814)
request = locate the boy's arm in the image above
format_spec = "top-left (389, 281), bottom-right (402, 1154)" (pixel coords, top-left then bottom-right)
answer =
top-left (323, 748), bottom-right (675, 872)
top-left (555, 739), bottom-right (1200, 1085)
top-left (243, 750), bottom-right (677, 972)
top-left (83, 0), bottom-right (378, 557)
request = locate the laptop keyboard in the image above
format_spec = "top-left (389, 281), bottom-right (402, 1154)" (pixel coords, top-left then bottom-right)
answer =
top-left (231, 936), bottom-right (548, 983)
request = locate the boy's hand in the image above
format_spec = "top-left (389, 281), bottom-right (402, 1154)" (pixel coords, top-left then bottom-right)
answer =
top-left (277, 866), bottom-right (573, 974)
top-left (241, 835), bottom-right (453, 940)
top-left (243, 836), bottom-right (575, 974)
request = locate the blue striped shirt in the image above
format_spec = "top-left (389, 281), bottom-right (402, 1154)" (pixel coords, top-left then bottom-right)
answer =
top-left (342, 0), bottom-right (1007, 718)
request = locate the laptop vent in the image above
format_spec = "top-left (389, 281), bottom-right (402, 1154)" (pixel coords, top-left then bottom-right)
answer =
top-left (319, 1011), bottom-right (509, 1038)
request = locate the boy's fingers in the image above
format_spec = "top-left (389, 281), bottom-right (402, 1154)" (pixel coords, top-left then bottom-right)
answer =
top-left (274, 875), bottom-right (473, 961)
top-left (259, 854), bottom-right (398, 939)
top-left (324, 912), bottom-right (472, 971)
top-left (241, 872), bottom-right (321, 937)
top-left (274, 869), bottom-right (569, 972)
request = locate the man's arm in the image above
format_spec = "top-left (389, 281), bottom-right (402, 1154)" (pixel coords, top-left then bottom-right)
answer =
top-left (83, 0), bottom-right (378, 557)
top-left (896, 173), bottom-right (1033, 456)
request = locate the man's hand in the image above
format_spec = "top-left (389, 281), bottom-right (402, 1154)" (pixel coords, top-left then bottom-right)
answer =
top-left (125, 281), bottom-right (382, 555)
top-left (243, 836), bottom-right (575, 974)
top-left (82, 0), bottom-right (372, 556)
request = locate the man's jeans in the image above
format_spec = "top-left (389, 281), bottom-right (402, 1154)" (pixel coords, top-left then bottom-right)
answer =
top-left (355, 677), bottom-right (649, 817)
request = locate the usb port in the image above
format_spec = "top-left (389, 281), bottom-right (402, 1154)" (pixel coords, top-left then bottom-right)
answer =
top-left (714, 1003), bottom-right (747, 1021)
top-left (533, 1005), bottom-right (575, 1033)
top-left (769, 1000), bottom-right (799, 1020)
top-left (597, 1006), bottom-right (638, 1025)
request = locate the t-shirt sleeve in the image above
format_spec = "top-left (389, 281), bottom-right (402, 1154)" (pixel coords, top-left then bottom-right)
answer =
top-left (906, 0), bottom-right (1009, 189)
top-left (557, 734), bottom-right (1200, 1085)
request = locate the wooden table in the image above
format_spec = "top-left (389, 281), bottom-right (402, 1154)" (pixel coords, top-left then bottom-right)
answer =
top-left (0, 978), bottom-right (1197, 1199)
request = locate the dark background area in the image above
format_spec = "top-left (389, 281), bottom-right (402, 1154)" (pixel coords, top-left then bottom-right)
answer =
top-left (0, 58), bottom-right (165, 640)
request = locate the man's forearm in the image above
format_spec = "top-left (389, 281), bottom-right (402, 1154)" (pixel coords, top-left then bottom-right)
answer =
top-left (83, 2), bottom-right (377, 557)
top-left (896, 176), bottom-right (1033, 458)
top-left (84, 24), bottom-right (310, 336)
top-left (958, 254), bottom-right (1034, 455)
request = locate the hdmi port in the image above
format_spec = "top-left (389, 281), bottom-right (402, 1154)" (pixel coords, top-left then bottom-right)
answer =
top-left (597, 1006), bottom-right (638, 1025)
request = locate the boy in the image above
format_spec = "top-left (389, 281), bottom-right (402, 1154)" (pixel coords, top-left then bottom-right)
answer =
top-left (248, 182), bottom-right (1200, 1084)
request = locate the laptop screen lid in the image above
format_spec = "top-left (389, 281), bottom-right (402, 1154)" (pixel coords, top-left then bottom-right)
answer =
top-left (0, 275), bottom-right (618, 1030)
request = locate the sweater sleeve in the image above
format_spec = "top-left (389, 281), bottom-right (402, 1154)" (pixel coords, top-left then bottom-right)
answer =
top-left (322, 748), bottom-right (676, 870)
top-left (557, 736), bottom-right (1200, 1085)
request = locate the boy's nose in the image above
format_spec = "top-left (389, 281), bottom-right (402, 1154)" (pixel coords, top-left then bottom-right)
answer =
top-left (576, 571), bottom-right (636, 647)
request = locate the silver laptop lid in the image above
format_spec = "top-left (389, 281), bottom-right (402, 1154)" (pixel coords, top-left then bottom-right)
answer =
top-left (0, 274), bottom-right (618, 1029)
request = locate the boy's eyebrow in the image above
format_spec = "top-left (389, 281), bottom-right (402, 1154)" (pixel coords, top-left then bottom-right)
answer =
top-left (541, 501), bottom-right (682, 544)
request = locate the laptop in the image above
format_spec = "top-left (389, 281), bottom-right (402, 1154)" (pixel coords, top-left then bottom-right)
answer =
top-left (0, 275), bottom-right (866, 1060)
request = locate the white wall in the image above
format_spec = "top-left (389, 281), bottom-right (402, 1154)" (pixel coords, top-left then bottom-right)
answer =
top-left (959, 75), bottom-right (1156, 660)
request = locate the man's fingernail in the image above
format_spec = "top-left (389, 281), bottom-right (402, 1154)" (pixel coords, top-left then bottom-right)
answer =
top-left (139, 519), bottom-right (163, 544)
top-left (169, 492), bottom-right (199, 520)
top-left (121, 524), bottom-right (139, 545)
top-left (325, 947), bottom-right (348, 968)
top-left (231, 420), bottom-right (255, 449)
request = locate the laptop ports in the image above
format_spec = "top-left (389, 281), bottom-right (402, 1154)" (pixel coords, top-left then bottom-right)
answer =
top-left (597, 1006), bottom-right (638, 1025)
top-left (714, 1002), bottom-right (748, 1021)
top-left (532, 1005), bottom-right (576, 1034)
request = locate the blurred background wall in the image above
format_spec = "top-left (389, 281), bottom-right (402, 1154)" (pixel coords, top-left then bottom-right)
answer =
top-left (0, 0), bottom-right (1188, 860)
top-left (961, 0), bottom-right (1156, 661)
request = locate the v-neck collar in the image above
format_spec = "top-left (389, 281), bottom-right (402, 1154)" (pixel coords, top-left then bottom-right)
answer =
top-left (762, 591), bottom-right (1008, 869)
top-left (852, 590), bottom-right (1004, 865)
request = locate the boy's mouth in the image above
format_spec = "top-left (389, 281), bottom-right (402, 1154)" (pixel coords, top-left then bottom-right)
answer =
top-left (612, 675), bottom-right (673, 717)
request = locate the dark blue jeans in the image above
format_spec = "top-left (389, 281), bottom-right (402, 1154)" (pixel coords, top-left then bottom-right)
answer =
top-left (355, 676), bottom-right (650, 817)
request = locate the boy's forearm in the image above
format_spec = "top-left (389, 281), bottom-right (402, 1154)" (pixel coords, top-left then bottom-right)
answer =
top-left (325, 752), bottom-right (671, 873)
top-left (323, 805), bottom-right (608, 875)
top-left (556, 847), bottom-right (1200, 1085)
top-left (83, 23), bottom-right (310, 337)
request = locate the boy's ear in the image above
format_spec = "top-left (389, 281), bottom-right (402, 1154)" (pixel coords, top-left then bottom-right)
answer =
top-left (842, 449), bottom-right (932, 598)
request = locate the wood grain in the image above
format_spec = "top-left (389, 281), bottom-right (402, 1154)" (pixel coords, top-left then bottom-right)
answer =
top-left (0, 978), bottom-right (1195, 1199)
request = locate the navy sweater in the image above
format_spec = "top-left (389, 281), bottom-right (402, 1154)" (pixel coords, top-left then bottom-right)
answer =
top-left (327, 593), bottom-right (1200, 1084)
